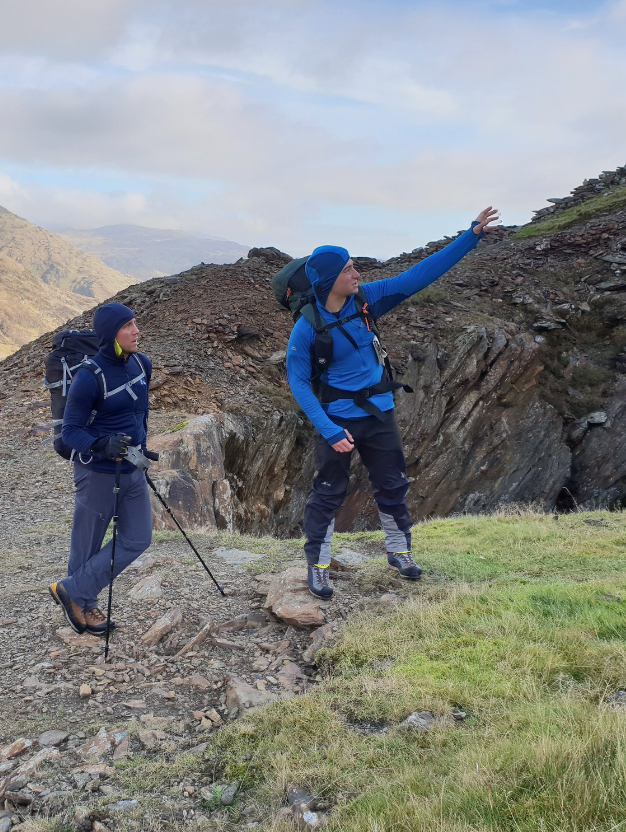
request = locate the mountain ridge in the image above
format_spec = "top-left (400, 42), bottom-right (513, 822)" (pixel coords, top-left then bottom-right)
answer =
top-left (0, 206), bottom-right (136, 358)
top-left (58, 223), bottom-right (250, 281)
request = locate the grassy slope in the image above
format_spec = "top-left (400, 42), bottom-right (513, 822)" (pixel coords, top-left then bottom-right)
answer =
top-left (31, 514), bottom-right (626, 832)
top-left (514, 185), bottom-right (626, 238)
top-left (198, 511), bottom-right (626, 832)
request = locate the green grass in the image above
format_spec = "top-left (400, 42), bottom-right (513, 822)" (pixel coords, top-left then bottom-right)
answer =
top-left (514, 185), bottom-right (626, 239)
top-left (204, 510), bottom-right (626, 831)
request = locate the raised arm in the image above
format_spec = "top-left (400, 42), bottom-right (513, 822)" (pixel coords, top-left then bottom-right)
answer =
top-left (364, 207), bottom-right (499, 318)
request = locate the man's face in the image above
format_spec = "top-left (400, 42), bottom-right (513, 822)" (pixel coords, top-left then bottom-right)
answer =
top-left (116, 318), bottom-right (140, 353)
top-left (332, 259), bottom-right (360, 298)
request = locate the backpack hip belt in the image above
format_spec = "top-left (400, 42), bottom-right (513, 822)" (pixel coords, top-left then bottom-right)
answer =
top-left (318, 377), bottom-right (413, 421)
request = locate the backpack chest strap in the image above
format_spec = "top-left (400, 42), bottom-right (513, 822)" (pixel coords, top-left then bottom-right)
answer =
top-left (83, 356), bottom-right (146, 402)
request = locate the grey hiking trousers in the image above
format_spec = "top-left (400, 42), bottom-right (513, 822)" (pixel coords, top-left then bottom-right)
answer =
top-left (62, 464), bottom-right (152, 610)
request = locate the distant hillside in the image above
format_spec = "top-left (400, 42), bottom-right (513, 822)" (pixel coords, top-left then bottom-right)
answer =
top-left (0, 252), bottom-right (93, 360)
top-left (0, 206), bottom-right (136, 357)
top-left (58, 223), bottom-right (249, 280)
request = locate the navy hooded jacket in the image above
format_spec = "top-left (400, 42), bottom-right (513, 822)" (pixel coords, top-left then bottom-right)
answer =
top-left (287, 225), bottom-right (482, 445)
top-left (62, 303), bottom-right (152, 473)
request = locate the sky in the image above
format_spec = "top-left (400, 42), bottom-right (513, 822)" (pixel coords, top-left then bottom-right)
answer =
top-left (0, 0), bottom-right (625, 259)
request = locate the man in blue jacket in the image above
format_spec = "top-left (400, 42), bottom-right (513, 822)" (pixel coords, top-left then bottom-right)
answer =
top-left (48, 302), bottom-right (153, 635)
top-left (287, 208), bottom-right (499, 599)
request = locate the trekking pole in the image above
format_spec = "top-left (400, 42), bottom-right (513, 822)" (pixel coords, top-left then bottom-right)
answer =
top-left (104, 458), bottom-right (123, 662)
top-left (145, 472), bottom-right (225, 596)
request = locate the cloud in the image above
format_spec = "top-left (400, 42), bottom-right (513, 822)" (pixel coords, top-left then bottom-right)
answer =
top-left (0, 0), bottom-right (141, 60)
top-left (0, 0), bottom-right (625, 258)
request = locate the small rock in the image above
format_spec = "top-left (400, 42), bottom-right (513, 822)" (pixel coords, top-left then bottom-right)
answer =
top-left (107, 799), bottom-right (138, 814)
top-left (139, 606), bottom-right (183, 646)
top-left (401, 711), bottom-right (436, 731)
top-left (586, 411), bottom-right (607, 425)
top-left (79, 684), bottom-right (92, 699)
top-left (129, 575), bottom-right (163, 601)
top-left (183, 675), bottom-right (212, 690)
top-left (221, 781), bottom-right (239, 806)
top-left (37, 730), bottom-right (69, 747)
top-left (76, 728), bottom-right (112, 762)
top-left (0, 739), bottom-right (33, 762)
top-left (379, 593), bottom-right (401, 605)
top-left (225, 676), bottom-right (279, 714)
top-left (329, 547), bottom-right (366, 569)
top-left (276, 661), bottom-right (307, 692)
top-left (264, 568), bottom-right (326, 629)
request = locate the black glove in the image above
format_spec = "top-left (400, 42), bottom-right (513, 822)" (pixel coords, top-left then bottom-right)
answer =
top-left (91, 434), bottom-right (132, 460)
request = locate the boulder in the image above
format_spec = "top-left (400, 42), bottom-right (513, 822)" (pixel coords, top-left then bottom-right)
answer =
top-left (264, 568), bottom-right (326, 629)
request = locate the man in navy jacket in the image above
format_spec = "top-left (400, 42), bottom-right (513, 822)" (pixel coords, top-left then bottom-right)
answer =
top-left (287, 208), bottom-right (499, 599)
top-left (48, 302), bottom-right (153, 635)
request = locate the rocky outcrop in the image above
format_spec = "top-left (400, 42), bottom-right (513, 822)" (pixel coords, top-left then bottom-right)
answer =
top-left (145, 327), bottom-right (574, 533)
top-left (149, 411), bottom-right (314, 535)
top-left (338, 327), bottom-right (571, 527)
top-left (530, 165), bottom-right (626, 223)
top-left (567, 378), bottom-right (626, 509)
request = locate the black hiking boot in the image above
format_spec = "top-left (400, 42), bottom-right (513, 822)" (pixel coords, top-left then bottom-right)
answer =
top-left (387, 551), bottom-right (422, 580)
top-left (48, 581), bottom-right (86, 634)
top-left (84, 607), bottom-right (116, 637)
top-left (307, 564), bottom-right (334, 599)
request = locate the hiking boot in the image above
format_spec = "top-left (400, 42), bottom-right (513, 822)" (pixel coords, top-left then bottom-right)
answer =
top-left (387, 551), bottom-right (422, 580)
top-left (307, 564), bottom-right (334, 599)
top-left (84, 607), bottom-right (116, 637)
top-left (48, 581), bottom-right (86, 634)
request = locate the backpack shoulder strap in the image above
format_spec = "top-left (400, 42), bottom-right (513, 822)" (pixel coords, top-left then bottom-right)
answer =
top-left (79, 359), bottom-right (107, 408)
top-left (300, 302), bottom-right (324, 332)
top-left (133, 353), bottom-right (146, 377)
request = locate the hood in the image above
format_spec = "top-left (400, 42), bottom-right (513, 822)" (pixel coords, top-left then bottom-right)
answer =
top-left (93, 302), bottom-right (135, 361)
top-left (305, 245), bottom-right (350, 307)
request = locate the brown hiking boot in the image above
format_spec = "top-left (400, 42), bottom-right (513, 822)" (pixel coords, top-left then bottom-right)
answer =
top-left (48, 581), bottom-right (86, 634)
top-left (84, 607), bottom-right (116, 637)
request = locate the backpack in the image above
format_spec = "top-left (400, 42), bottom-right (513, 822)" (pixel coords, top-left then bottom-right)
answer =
top-left (271, 256), bottom-right (312, 320)
top-left (44, 329), bottom-right (147, 460)
top-left (272, 258), bottom-right (411, 418)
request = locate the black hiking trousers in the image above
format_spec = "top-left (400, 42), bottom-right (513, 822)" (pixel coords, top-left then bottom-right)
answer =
top-left (303, 411), bottom-right (413, 566)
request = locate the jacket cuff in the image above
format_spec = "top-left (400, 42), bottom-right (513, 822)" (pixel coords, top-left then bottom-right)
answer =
top-left (327, 428), bottom-right (347, 446)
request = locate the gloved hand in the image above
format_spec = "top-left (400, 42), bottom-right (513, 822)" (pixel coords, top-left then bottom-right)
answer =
top-left (91, 434), bottom-right (132, 460)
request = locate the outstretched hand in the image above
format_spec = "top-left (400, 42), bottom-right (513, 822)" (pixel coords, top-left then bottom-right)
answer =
top-left (473, 206), bottom-right (500, 235)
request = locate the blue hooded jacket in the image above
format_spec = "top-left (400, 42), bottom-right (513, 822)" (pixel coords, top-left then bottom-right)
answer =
top-left (287, 225), bottom-right (482, 445)
top-left (62, 303), bottom-right (152, 473)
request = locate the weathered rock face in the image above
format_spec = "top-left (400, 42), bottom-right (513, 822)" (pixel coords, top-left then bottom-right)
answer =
top-left (149, 411), bottom-right (314, 535)
top-left (567, 378), bottom-right (626, 508)
top-left (146, 327), bottom-right (573, 533)
top-left (337, 327), bottom-right (571, 527)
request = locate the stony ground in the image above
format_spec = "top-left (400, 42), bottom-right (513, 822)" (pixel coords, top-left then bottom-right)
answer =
top-left (0, 407), bottom-right (421, 831)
